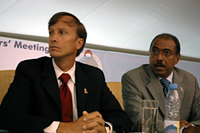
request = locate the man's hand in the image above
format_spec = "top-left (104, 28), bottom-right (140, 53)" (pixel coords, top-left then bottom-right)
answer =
top-left (56, 111), bottom-right (106, 133)
top-left (82, 111), bottom-right (106, 132)
top-left (180, 119), bottom-right (192, 129)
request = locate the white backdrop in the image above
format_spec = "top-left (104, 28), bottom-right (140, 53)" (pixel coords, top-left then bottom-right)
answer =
top-left (0, 36), bottom-right (200, 85)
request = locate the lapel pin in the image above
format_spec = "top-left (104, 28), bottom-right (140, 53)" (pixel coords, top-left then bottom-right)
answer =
top-left (180, 87), bottom-right (184, 92)
top-left (84, 88), bottom-right (88, 94)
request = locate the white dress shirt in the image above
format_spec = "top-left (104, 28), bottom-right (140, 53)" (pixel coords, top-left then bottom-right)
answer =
top-left (158, 71), bottom-right (173, 83)
top-left (44, 59), bottom-right (78, 133)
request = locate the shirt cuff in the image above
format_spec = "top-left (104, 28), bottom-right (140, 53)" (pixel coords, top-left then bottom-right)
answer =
top-left (44, 121), bottom-right (60, 133)
top-left (105, 121), bottom-right (113, 133)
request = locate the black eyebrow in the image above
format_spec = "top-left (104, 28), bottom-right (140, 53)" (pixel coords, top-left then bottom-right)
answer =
top-left (163, 49), bottom-right (172, 51)
top-left (152, 46), bottom-right (159, 49)
top-left (152, 46), bottom-right (172, 51)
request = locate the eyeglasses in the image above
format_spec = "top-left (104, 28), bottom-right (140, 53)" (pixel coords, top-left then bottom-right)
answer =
top-left (150, 48), bottom-right (176, 57)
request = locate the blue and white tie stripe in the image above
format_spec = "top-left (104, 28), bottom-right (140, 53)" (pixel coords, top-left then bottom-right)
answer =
top-left (160, 79), bottom-right (170, 97)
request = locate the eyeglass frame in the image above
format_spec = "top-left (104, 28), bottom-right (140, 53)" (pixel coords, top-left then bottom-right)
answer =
top-left (149, 47), bottom-right (177, 57)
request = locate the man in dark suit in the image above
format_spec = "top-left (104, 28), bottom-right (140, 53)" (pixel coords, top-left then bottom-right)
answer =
top-left (0, 12), bottom-right (132, 133)
top-left (122, 33), bottom-right (200, 133)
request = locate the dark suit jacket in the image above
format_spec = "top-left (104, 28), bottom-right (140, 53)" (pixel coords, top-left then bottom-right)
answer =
top-left (122, 64), bottom-right (200, 133)
top-left (0, 56), bottom-right (132, 133)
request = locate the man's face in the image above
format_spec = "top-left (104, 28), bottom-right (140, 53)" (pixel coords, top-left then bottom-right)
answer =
top-left (149, 37), bottom-right (180, 78)
top-left (48, 16), bottom-right (83, 59)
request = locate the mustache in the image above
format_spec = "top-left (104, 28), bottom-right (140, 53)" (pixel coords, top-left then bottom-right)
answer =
top-left (154, 61), bottom-right (165, 67)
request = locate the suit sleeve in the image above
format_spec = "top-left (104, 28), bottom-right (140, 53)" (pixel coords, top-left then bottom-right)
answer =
top-left (121, 72), bottom-right (143, 132)
top-left (0, 61), bottom-right (52, 132)
top-left (189, 78), bottom-right (200, 125)
top-left (78, 64), bottom-right (132, 133)
top-left (95, 69), bottom-right (132, 133)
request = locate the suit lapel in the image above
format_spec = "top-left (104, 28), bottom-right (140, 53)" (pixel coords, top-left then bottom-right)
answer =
top-left (41, 58), bottom-right (61, 111)
top-left (144, 66), bottom-right (185, 116)
top-left (172, 68), bottom-right (184, 106)
top-left (75, 62), bottom-right (89, 117)
top-left (145, 65), bottom-right (166, 116)
top-left (41, 60), bottom-right (91, 117)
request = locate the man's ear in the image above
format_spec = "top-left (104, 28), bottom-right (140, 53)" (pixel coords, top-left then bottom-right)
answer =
top-left (76, 38), bottom-right (84, 50)
top-left (175, 53), bottom-right (181, 64)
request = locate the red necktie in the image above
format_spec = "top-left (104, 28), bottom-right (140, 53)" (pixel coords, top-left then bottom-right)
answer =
top-left (59, 73), bottom-right (73, 122)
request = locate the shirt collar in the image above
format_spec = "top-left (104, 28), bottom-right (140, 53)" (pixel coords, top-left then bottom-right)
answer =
top-left (158, 71), bottom-right (173, 83)
top-left (52, 58), bottom-right (76, 84)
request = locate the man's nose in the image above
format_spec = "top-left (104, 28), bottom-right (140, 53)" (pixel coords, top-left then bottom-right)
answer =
top-left (156, 51), bottom-right (164, 60)
top-left (49, 34), bottom-right (57, 43)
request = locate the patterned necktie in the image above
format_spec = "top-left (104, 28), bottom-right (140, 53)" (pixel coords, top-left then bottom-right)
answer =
top-left (160, 79), bottom-right (170, 97)
top-left (59, 73), bottom-right (73, 122)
